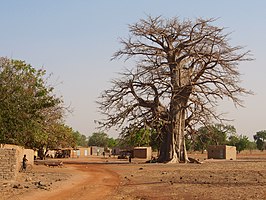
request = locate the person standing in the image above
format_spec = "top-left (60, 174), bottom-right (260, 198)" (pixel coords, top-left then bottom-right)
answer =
top-left (22, 154), bottom-right (28, 171)
top-left (129, 154), bottom-right (132, 163)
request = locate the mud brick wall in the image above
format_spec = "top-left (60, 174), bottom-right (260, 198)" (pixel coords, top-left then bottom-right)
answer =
top-left (207, 145), bottom-right (236, 160)
top-left (1, 144), bottom-right (34, 165)
top-left (133, 147), bottom-right (152, 160)
top-left (0, 148), bottom-right (18, 180)
top-left (225, 145), bottom-right (237, 160)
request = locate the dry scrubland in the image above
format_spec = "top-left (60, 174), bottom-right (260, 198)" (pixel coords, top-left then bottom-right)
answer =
top-left (0, 151), bottom-right (265, 200)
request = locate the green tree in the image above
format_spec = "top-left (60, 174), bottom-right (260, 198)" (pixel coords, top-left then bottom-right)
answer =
top-left (0, 57), bottom-right (75, 160)
top-left (97, 16), bottom-right (252, 163)
top-left (73, 131), bottom-right (88, 147)
top-left (246, 141), bottom-right (257, 151)
top-left (149, 129), bottom-right (161, 152)
top-left (0, 57), bottom-right (64, 148)
top-left (253, 130), bottom-right (266, 151)
top-left (193, 124), bottom-right (234, 152)
top-left (107, 137), bottom-right (118, 148)
top-left (119, 126), bottom-right (161, 151)
top-left (88, 132), bottom-right (109, 147)
top-left (121, 127), bottom-right (151, 147)
top-left (228, 135), bottom-right (250, 153)
top-left (36, 124), bottom-right (76, 159)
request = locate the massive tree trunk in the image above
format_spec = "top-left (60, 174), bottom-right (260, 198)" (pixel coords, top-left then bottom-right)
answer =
top-left (38, 148), bottom-right (46, 160)
top-left (158, 59), bottom-right (191, 163)
top-left (158, 102), bottom-right (189, 163)
top-left (171, 106), bottom-right (189, 163)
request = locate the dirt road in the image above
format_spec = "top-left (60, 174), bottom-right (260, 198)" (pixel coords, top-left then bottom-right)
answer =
top-left (18, 164), bottom-right (120, 200)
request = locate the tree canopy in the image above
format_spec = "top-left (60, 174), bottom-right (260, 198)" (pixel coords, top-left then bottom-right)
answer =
top-left (191, 124), bottom-right (234, 152)
top-left (88, 132), bottom-right (117, 148)
top-left (0, 57), bottom-right (76, 156)
top-left (186, 123), bottom-right (251, 153)
top-left (98, 16), bottom-right (252, 162)
top-left (73, 131), bottom-right (88, 147)
top-left (228, 134), bottom-right (250, 153)
top-left (254, 130), bottom-right (266, 151)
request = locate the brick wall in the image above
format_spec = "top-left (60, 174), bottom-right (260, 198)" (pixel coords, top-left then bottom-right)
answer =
top-left (207, 145), bottom-right (236, 160)
top-left (0, 144), bottom-right (34, 181)
top-left (133, 147), bottom-right (152, 160)
top-left (0, 148), bottom-right (18, 180)
top-left (1, 144), bottom-right (34, 165)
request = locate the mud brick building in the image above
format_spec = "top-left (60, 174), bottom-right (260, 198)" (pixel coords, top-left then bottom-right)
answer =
top-left (133, 147), bottom-right (152, 160)
top-left (207, 145), bottom-right (236, 160)
top-left (71, 147), bottom-right (92, 158)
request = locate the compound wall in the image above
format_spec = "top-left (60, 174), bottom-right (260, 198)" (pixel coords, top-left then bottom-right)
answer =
top-left (0, 148), bottom-right (18, 180)
top-left (0, 144), bottom-right (34, 181)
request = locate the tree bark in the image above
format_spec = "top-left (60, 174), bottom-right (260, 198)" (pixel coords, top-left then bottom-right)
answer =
top-left (158, 108), bottom-right (189, 163)
top-left (158, 61), bottom-right (191, 163)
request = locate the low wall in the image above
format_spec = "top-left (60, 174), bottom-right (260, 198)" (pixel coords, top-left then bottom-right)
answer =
top-left (0, 144), bottom-right (34, 181)
top-left (1, 144), bottom-right (34, 165)
top-left (0, 148), bottom-right (18, 180)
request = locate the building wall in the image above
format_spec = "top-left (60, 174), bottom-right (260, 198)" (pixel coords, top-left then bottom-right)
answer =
top-left (0, 148), bottom-right (18, 180)
top-left (207, 145), bottom-right (236, 160)
top-left (133, 147), bottom-right (152, 160)
top-left (90, 146), bottom-right (104, 156)
top-left (0, 144), bottom-right (34, 181)
top-left (70, 147), bottom-right (92, 158)
top-left (112, 147), bottom-right (121, 155)
top-left (225, 145), bottom-right (237, 160)
top-left (1, 144), bottom-right (34, 165)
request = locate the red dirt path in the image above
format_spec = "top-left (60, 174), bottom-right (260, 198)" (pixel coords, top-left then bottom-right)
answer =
top-left (19, 164), bottom-right (120, 200)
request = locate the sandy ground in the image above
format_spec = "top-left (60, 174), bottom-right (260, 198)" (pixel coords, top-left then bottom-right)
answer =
top-left (0, 160), bottom-right (120, 200)
top-left (1, 152), bottom-right (266, 200)
top-left (109, 160), bottom-right (266, 200)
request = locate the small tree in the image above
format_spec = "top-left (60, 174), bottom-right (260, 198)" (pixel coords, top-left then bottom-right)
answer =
top-left (193, 124), bottom-right (233, 153)
top-left (73, 131), bottom-right (88, 147)
top-left (254, 130), bottom-right (266, 151)
top-left (246, 141), bottom-right (257, 152)
top-left (88, 132), bottom-right (109, 148)
top-left (228, 135), bottom-right (250, 153)
top-left (107, 137), bottom-right (118, 148)
top-left (36, 124), bottom-right (77, 160)
top-left (120, 127), bottom-right (152, 147)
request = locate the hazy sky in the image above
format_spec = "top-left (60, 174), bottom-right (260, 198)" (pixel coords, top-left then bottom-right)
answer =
top-left (1, 1), bottom-right (265, 139)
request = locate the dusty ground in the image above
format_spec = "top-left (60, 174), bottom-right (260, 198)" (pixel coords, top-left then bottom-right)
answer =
top-left (109, 159), bottom-right (266, 200)
top-left (0, 160), bottom-right (120, 200)
top-left (1, 151), bottom-right (266, 200)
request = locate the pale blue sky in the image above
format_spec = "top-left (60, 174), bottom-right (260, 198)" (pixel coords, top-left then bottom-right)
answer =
top-left (1, 1), bottom-right (265, 139)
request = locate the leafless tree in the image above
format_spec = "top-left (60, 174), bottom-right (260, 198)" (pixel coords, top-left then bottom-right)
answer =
top-left (97, 16), bottom-right (252, 163)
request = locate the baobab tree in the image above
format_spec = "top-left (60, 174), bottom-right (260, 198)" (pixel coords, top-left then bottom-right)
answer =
top-left (97, 16), bottom-right (252, 163)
